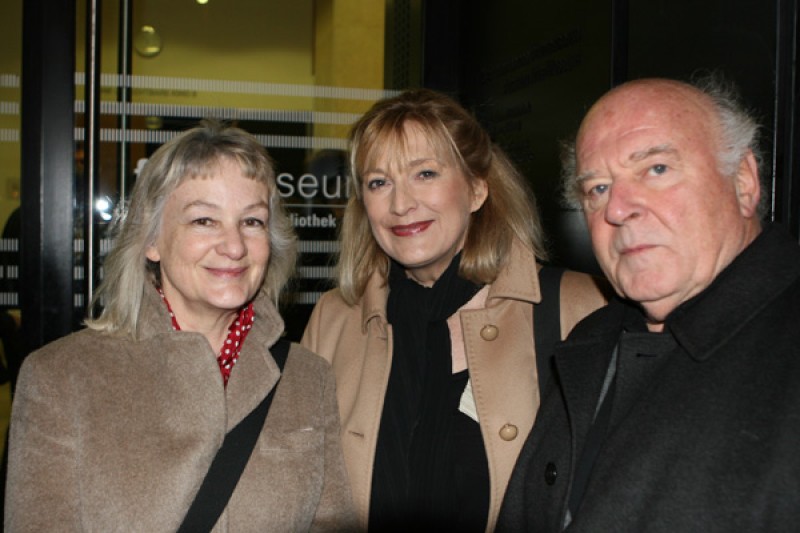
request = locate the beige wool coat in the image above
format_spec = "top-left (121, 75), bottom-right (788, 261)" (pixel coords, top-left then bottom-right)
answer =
top-left (301, 242), bottom-right (608, 531)
top-left (5, 288), bottom-right (356, 532)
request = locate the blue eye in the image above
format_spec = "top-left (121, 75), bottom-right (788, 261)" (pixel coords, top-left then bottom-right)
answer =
top-left (580, 180), bottom-right (610, 211)
top-left (651, 164), bottom-right (668, 175)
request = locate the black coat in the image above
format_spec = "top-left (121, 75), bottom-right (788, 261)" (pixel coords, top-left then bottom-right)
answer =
top-left (498, 224), bottom-right (800, 532)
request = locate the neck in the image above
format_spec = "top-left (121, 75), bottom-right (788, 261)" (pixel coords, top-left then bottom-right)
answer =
top-left (642, 222), bottom-right (763, 332)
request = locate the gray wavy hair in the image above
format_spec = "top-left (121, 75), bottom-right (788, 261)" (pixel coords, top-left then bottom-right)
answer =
top-left (561, 73), bottom-right (764, 215)
top-left (85, 120), bottom-right (297, 337)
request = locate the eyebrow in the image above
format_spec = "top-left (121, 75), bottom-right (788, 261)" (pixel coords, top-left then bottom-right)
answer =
top-left (408, 157), bottom-right (440, 167)
top-left (183, 199), bottom-right (269, 212)
top-left (576, 143), bottom-right (679, 182)
top-left (629, 143), bottom-right (679, 162)
top-left (363, 157), bottom-right (441, 175)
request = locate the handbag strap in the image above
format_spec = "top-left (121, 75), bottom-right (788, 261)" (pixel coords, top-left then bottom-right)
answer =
top-left (533, 265), bottom-right (564, 391)
top-left (177, 337), bottom-right (292, 533)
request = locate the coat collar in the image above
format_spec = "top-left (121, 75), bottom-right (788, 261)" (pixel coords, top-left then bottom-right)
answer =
top-left (486, 239), bottom-right (542, 306)
top-left (357, 239), bottom-right (542, 334)
top-left (225, 291), bottom-right (285, 428)
top-left (136, 284), bottom-right (284, 346)
top-left (666, 224), bottom-right (800, 361)
top-left (551, 224), bottom-right (800, 468)
top-left (360, 270), bottom-right (390, 335)
top-left (553, 223), bottom-right (800, 429)
top-left (135, 284), bottom-right (286, 429)
top-left (557, 224), bottom-right (800, 364)
top-left (135, 284), bottom-right (180, 340)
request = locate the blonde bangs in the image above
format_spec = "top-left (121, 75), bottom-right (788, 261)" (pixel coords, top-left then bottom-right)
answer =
top-left (352, 118), bottom-right (463, 196)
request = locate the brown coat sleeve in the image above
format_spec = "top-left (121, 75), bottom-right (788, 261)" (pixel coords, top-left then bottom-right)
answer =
top-left (5, 351), bottom-right (82, 532)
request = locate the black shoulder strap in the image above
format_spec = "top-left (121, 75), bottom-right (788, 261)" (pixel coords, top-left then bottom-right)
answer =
top-left (534, 266), bottom-right (564, 391)
top-left (268, 337), bottom-right (291, 372)
top-left (177, 337), bottom-right (291, 533)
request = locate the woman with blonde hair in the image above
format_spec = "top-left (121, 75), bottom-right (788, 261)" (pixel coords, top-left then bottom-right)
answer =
top-left (6, 121), bottom-right (355, 532)
top-left (302, 89), bottom-right (608, 531)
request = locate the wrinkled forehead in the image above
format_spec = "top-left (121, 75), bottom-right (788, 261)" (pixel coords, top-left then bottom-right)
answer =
top-left (576, 83), bottom-right (718, 170)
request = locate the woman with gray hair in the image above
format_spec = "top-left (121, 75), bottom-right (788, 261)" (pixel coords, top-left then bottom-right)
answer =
top-left (5, 121), bottom-right (355, 532)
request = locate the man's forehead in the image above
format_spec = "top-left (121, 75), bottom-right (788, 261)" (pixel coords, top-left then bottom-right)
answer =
top-left (578, 125), bottom-right (677, 158)
top-left (578, 98), bottom-right (711, 161)
top-left (573, 81), bottom-right (718, 178)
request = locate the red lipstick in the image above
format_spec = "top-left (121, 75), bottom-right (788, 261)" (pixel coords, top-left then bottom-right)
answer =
top-left (391, 220), bottom-right (433, 236)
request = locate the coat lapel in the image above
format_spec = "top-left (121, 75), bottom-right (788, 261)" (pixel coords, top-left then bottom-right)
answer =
top-left (224, 292), bottom-right (284, 430)
top-left (552, 299), bottom-right (626, 459)
top-left (608, 331), bottom-right (676, 431)
top-left (554, 339), bottom-right (615, 456)
top-left (348, 271), bottom-right (392, 435)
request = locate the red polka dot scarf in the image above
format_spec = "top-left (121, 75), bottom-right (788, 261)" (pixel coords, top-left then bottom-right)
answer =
top-left (157, 287), bottom-right (255, 386)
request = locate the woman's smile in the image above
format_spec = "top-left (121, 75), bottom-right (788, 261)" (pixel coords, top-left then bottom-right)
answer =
top-left (362, 123), bottom-right (487, 285)
top-left (206, 266), bottom-right (249, 277)
top-left (391, 220), bottom-right (433, 236)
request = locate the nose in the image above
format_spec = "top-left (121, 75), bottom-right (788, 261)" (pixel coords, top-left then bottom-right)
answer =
top-left (389, 182), bottom-right (417, 216)
top-left (216, 224), bottom-right (247, 259)
top-left (604, 180), bottom-right (644, 226)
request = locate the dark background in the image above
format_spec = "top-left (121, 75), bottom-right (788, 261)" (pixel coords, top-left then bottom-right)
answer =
top-left (421, 0), bottom-right (796, 274)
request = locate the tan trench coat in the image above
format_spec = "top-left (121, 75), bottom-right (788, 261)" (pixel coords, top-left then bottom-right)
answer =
top-left (5, 288), bottom-right (356, 532)
top-left (302, 242), bottom-right (608, 531)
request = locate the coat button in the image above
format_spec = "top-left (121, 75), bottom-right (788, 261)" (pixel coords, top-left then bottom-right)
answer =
top-left (544, 462), bottom-right (558, 485)
top-left (480, 324), bottom-right (499, 341)
top-left (499, 423), bottom-right (518, 441)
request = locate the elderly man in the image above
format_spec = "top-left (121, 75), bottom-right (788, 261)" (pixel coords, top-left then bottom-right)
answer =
top-left (498, 77), bottom-right (800, 532)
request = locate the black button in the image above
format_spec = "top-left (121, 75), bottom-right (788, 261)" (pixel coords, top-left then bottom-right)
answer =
top-left (544, 462), bottom-right (558, 485)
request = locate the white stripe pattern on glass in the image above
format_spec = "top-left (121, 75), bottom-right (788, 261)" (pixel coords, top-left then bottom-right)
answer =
top-left (73, 73), bottom-right (400, 101)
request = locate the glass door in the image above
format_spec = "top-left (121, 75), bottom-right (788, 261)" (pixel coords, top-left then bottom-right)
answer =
top-left (0, 0), bottom-right (22, 504)
top-left (2, 0), bottom-right (423, 507)
top-left (76, 0), bottom-right (422, 339)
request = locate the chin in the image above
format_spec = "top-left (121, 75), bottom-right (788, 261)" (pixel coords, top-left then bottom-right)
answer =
top-left (622, 286), bottom-right (659, 301)
top-left (210, 292), bottom-right (254, 310)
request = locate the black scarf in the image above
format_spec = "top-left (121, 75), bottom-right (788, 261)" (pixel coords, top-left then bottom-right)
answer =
top-left (369, 253), bottom-right (489, 532)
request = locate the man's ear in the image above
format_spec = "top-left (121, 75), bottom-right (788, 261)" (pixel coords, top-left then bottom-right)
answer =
top-left (734, 151), bottom-right (761, 218)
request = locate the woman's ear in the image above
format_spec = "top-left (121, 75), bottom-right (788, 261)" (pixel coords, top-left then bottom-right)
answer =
top-left (145, 244), bottom-right (161, 262)
top-left (470, 178), bottom-right (489, 213)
